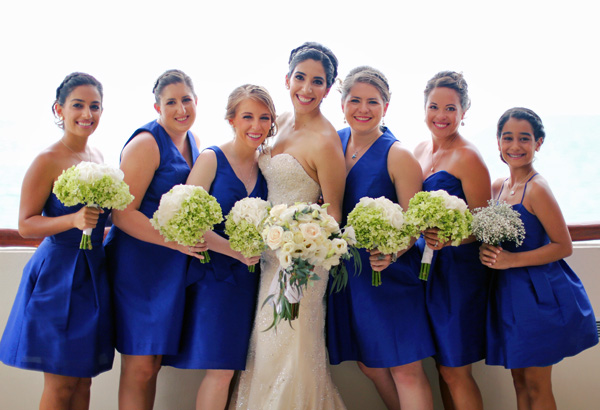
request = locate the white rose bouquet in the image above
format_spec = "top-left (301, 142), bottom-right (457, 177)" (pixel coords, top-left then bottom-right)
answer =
top-left (224, 197), bottom-right (271, 272)
top-left (472, 200), bottom-right (525, 247)
top-left (345, 196), bottom-right (415, 286)
top-left (53, 161), bottom-right (134, 249)
top-left (261, 202), bottom-right (353, 330)
top-left (150, 184), bottom-right (223, 263)
top-left (405, 190), bottom-right (473, 281)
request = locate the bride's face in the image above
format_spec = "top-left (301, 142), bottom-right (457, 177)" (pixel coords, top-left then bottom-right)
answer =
top-left (285, 59), bottom-right (330, 114)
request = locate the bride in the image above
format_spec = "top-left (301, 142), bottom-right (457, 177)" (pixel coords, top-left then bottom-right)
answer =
top-left (229, 42), bottom-right (347, 410)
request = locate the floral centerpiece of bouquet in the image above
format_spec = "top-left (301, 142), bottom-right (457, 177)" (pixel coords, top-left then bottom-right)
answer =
top-left (472, 200), bottom-right (525, 246)
top-left (224, 197), bottom-right (271, 272)
top-left (150, 184), bottom-right (223, 263)
top-left (261, 202), bottom-right (353, 330)
top-left (53, 161), bottom-right (134, 249)
top-left (405, 190), bottom-right (473, 281)
top-left (345, 196), bottom-right (415, 286)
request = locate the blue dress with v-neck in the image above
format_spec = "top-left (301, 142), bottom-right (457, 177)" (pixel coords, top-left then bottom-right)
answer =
top-left (418, 170), bottom-right (490, 367)
top-left (104, 120), bottom-right (199, 355)
top-left (486, 176), bottom-right (598, 368)
top-left (326, 127), bottom-right (436, 368)
top-left (163, 146), bottom-right (267, 370)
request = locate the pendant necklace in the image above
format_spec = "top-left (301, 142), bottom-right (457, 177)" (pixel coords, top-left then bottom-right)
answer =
top-left (60, 138), bottom-right (91, 162)
top-left (351, 134), bottom-right (380, 160)
top-left (508, 170), bottom-right (535, 196)
top-left (430, 134), bottom-right (458, 172)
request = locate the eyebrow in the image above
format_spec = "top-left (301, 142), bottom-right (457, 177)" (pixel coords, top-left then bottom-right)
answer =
top-left (70, 98), bottom-right (101, 104)
top-left (502, 131), bottom-right (532, 136)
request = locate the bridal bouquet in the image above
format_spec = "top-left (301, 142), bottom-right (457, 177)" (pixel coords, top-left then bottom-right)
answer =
top-left (472, 200), bottom-right (525, 246)
top-left (405, 190), bottom-right (472, 281)
top-left (53, 161), bottom-right (134, 249)
top-left (150, 184), bottom-right (223, 263)
top-left (346, 196), bottom-right (415, 286)
top-left (224, 197), bottom-right (271, 272)
top-left (261, 202), bottom-right (351, 329)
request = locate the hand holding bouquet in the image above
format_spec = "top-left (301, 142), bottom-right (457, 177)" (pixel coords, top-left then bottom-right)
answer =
top-left (472, 200), bottom-right (525, 246)
top-left (346, 196), bottom-right (415, 286)
top-left (405, 190), bottom-right (473, 280)
top-left (224, 197), bottom-right (271, 272)
top-left (261, 202), bottom-right (352, 330)
top-left (53, 161), bottom-right (134, 249)
top-left (150, 184), bottom-right (223, 262)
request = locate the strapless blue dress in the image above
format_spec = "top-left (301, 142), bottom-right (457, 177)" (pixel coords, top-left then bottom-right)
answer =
top-left (327, 127), bottom-right (436, 367)
top-left (486, 177), bottom-right (598, 368)
top-left (163, 146), bottom-right (267, 370)
top-left (0, 194), bottom-right (113, 377)
top-left (104, 120), bottom-right (199, 355)
top-left (418, 170), bottom-right (489, 367)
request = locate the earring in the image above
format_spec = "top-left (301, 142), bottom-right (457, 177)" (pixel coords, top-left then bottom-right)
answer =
top-left (59, 116), bottom-right (64, 120)
top-left (382, 117), bottom-right (386, 127)
top-left (343, 117), bottom-right (347, 124)
top-left (461, 120), bottom-right (465, 126)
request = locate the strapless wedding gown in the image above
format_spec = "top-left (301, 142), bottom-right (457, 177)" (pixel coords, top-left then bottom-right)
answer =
top-left (229, 152), bottom-right (346, 410)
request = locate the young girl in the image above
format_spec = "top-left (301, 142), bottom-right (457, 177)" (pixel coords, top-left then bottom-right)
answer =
top-left (162, 84), bottom-right (274, 410)
top-left (480, 107), bottom-right (598, 410)
top-left (0, 73), bottom-right (113, 409)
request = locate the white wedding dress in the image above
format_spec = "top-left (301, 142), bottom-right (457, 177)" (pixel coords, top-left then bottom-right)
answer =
top-left (229, 152), bottom-right (346, 410)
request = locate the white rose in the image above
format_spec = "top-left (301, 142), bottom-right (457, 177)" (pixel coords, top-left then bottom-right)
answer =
top-left (390, 211), bottom-right (405, 230)
top-left (266, 226), bottom-right (284, 250)
top-left (300, 222), bottom-right (321, 241)
top-left (270, 204), bottom-right (288, 219)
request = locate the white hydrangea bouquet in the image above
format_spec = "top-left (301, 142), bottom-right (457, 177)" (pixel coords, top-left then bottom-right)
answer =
top-left (472, 200), bottom-right (525, 247)
top-left (345, 196), bottom-right (415, 286)
top-left (53, 161), bottom-right (134, 250)
top-left (224, 197), bottom-right (271, 272)
top-left (261, 202), bottom-right (353, 330)
top-left (150, 184), bottom-right (223, 263)
top-left (405, 190), bottom-right (473, 281)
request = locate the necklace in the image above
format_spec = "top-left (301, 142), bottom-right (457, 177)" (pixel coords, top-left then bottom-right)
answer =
top-left (508, 170), bottom-right (535, 196)
top-left (350, 134), bottom-right (380, 160)
top-left (430, 134), bottom-right (458, 172)
top-left (60, 138), bottom-right (91, 162)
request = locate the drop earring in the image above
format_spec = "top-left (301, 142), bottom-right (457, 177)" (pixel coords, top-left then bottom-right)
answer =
top-left (461, 120), bottom-right (465, 126)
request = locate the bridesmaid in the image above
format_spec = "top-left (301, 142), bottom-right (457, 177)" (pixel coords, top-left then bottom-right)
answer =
top-left (413, 71), bottom-right (491, 410)
top-left (104, 69), bottom-right (205, 410)
top-left (162, 84), bottom-right (274, 410)
top-left (327, 66), bottom-right (435, 410)
top-left (480, 107), bottom-right (598, 410)
top-left (0, 73), bottom-right (113, 409)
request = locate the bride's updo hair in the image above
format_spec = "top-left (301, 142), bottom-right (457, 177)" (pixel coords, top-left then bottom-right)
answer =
top-left (225, 84), bottom-right (278, 139)
top-left (287, 42), bottom-right (339, 89)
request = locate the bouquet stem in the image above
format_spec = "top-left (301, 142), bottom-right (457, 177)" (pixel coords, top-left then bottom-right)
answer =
top-left (371, 270), bottom-right (382, 287)
top-left (248, 264), bottom-right (256, 273)
top-left (199, 250), bottom-right (210, 264)
top-left (80, 228), bottom-right (93, 250)
top-left (290, 302), bottom-right (300, 320)
top-left (419, 246), bottom-right (434, 281)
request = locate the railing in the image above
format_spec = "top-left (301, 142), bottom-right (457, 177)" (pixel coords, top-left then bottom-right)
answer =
top-left (1, 223), bottom-right (599, 247)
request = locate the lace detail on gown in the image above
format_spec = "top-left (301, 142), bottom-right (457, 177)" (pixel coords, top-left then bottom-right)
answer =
top-left (229, 152), bottom-right (346, 410)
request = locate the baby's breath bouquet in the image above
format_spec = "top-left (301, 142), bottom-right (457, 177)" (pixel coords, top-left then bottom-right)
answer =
top-left (346, 196), bottom-right (415, 287)
top-left (150, 184), bottom-right (223, 263)
top-left (261, 202), bottom-right (352, 330)
top-left (53, 161), bottom-right (134, 249)
top-left (224, 197), bottom-right (271, 272)
top-left (472, 200), bottom-right (525, 247)
top-left (405, 190), bottom-right (473, 281)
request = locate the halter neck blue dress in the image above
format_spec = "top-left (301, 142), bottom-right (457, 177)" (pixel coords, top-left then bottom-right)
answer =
top-left (104, 120), bottom-right (199, 355)
top-left (163, 146), bottom-right (267, 370)
top-left (327, 127), bottom-right (436, 367)
top-left (419, 170), bottom-right (489, 367)
top-left (486, 175), bottom-right (598, 368)
top-left (0, 194), bottom-right (113, 377)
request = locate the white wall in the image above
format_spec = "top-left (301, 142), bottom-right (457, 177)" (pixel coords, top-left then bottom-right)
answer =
top-left (1, 245), bottom-right (598, 409)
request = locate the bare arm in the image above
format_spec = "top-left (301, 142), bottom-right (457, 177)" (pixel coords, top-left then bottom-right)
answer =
top-left (313, 133), bottom-right (346, 223)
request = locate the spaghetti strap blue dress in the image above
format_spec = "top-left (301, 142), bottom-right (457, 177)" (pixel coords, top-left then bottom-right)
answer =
top-left (104, 120), bottom-right (199, 355)
top-left (486, 175), bottom-right (598, 368)
top-left (163, 146), bottom-right (267, 370)
top-left (418, 170), bottom-right (490, 367)
top-left (327, 127), bottom-right (436, 368)
top-left (0, 194), bottom-right (113, 377)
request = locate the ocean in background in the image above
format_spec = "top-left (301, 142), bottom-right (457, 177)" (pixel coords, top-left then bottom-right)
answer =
top-left (1, 115), bottom-right (598, 230)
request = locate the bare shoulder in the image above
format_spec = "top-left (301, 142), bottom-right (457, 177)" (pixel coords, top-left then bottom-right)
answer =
top-left (121, 131), bottom-right (159, 159)
top-left (526, 174), bottom-right (554, 202)
top-left (414, 140), bottom-right (429, 157)
top-left (276, 111), bottom-right (293, 128)
top-left (389, 141), bottom-right (418, 161)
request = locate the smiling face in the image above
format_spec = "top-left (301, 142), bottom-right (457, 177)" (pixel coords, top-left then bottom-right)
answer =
top-left (229, 98), bottom-right (272, 150)
top-left (342, 82), bottom-right (388, 138)
top-left (286, 59), bottom-right (330, 114)
top-left (54, 84), bottom-right (103, 139)
top-left (424, 87), bottom-right (465, 139)
top-left (498, 117), bottom-right (543, 166)
top-left (154, 82), bottom-right (197, 135)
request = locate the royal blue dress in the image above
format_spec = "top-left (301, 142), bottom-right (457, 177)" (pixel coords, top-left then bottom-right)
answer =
top-left (104, 120), bottom-right (199, 355)
top-left (327, 128), bottom-right (436, 368)
top-left (486, 176), bottom-right (598, 368)
top-left (418, 170), bottom-right (489, 367)
top-left (0, 194), bottom-right (113, 377)
top-left (163, 146), bottom-right (267, 370)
